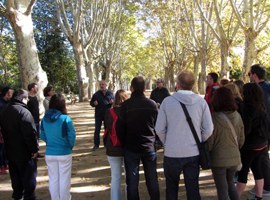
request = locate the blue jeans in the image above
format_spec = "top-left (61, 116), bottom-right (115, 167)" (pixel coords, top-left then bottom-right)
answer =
top-left (107, 156), bottom-right (125, 200)
top-left (124, 150), bottom-right (160, 200)
top-left (94, 115), bottom-right (105, 146)
top-left (9, 159), bottom-right (37, 200)
top-left (164, 156), bottom-right (200, 200)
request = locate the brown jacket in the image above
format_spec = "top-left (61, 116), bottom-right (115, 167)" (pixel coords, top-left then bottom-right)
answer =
top-left (208, 111), bottom-right (245, 167)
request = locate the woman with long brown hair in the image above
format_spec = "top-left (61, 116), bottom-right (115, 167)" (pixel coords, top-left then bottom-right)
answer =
top-left (40, 94), bottom-right (76, 200)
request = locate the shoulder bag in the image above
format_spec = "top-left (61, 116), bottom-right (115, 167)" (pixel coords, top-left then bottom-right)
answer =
top-left (179, 102), bottom-right (211, 170)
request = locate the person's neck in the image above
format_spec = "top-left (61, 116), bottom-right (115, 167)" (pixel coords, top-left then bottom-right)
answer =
top-left (256, 79), bottom-right (264, 84)
top-left (29, 92), bottom-right (36, 97)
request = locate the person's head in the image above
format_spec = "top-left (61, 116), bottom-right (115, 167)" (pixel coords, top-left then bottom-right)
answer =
top-left (156, 78), bottom-right (164, 89)
top-left (99, 80), bottom-right (107, 91)
top-left (43, 86), bottom-right (54, 97)
top-left (176, 71), bottom-right (195, 91)
top-left (1, 86), bottom-right (14, 101)
top-left (211, 87), bottom-right (238, 112)
top-left (224, 83), bottom-right (243, 101)
top-left (113, 89), bottom-right (128, 107)
top-left (219, 78), bottom-right (229, 87)
top-left (243, 83), bottom-right (266, 112)
top-left (49, 94), bottom-right (67, 114)
top-left (130, 76), bottom-right (145, 93)
top-left (248, 64), bottom-right (266, 83)
top-left (206, 72), bottom-right (219, 86)
top-left (233, 79), bottom-right (244, 97)
top-left (27, 83), bottom-right (38, 95)
top-left (13, 89), bottom-right (29, 104)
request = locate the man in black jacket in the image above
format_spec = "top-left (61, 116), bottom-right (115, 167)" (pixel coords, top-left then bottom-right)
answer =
top-left (0, 89), bottom-right (39, 200)
top-left (119, 76), bottom-right (160, 200)
top-left (150, 78), bottom-right (170, 108)
top-left (90, 80), bottom-right (114, 151)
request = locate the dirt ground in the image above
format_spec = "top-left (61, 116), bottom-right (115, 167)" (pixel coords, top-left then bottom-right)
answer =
top-left (0, 102), bottom-right (269, 200)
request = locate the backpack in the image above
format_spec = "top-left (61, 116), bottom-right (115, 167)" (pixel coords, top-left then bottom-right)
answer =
top-left (103, 108), bottom-right (121, 147)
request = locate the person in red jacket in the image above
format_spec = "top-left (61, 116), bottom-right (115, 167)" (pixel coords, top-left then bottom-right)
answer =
top-left (205, 72), bottom-right (219, 109)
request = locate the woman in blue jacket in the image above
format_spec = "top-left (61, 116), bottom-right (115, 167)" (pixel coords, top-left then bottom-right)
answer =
top-left (40, 94), bottom-right (76, 200)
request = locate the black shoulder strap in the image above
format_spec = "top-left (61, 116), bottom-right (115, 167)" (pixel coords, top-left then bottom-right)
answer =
top-left (179, 102), bottom-right (201, 146)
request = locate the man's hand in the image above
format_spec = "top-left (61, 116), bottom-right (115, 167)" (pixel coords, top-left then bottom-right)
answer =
top-left (94, 100), bottom-right (98, 106)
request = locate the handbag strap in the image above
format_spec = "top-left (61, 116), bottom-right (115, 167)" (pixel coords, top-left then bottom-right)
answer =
top-left (179, 102), bottom-right (201, 147)
top-left (219, 113), bottom-right (238, 145)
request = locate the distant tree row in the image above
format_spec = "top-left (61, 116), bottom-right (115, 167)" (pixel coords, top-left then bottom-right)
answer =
top-left (0, 0), bottom-right (269, 100)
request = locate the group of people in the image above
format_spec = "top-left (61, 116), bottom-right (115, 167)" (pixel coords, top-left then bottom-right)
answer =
top-left (1, 63), bottom-right (270, 200)
top-left (0, 83), bottom-right (76, 200)
top-left (90, 64), bottom-right (270, 200)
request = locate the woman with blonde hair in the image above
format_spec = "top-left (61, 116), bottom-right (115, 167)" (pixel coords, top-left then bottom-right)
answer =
top-left (104, 89), bottom-right (129, 200)
top-left (225, 83), bottom-right (243, 113)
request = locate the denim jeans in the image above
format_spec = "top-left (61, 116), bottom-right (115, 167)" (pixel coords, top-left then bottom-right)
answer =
top-left (9, 159), bottom-right (37, 200)
top-left (45, 154), bottom-right (72, 200)
top-left (107, 156), bottom-right (125, 200)
top-left (94, 115), bottom-right (105, 146)
top-left (124, 150), bottom-right (160, 200)
top-left (164, 156), bottom-right (200, 200)
top-left (211, 166), bottom-right (238, 200)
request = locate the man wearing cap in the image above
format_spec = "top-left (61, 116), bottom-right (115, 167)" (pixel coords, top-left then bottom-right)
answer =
top-left (150, 78), bottom-right (170, 108)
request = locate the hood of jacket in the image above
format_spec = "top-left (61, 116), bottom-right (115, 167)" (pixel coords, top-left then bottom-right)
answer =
top-left (212, 111), bottom-right (239, 129)
top-left (172, 90), bottom-right (202, 106)
top-left (44, 109), bottom-right (62, 122)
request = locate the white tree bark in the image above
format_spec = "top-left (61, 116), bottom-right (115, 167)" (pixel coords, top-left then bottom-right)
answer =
top-left (195, 0), bottom-right (239, 78)
top-left (56, 0), bottom-right (88, 101)
top-left (229, 0), bottom-right (270, 81)
top-left (2, 0), bottom-right (48, 112)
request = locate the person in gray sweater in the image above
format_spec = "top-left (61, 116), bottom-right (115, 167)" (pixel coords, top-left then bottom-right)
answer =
top-left (155, 71), bottom-right (213, 200)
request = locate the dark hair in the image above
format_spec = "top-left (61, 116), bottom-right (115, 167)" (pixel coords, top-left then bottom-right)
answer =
top-left (131, 76), bottom-right (145, 93)
top-left (1, 86), bottom-right (11, 97)
top-left (43, 86), bottom-right (53, 97)
top-left (113, 89), bottom-right (128, 107)
top-left (243, 83), bottom-right (266, 112)
top-left (250, 64), bottom-right (266, 80)
top-left (211, 87), bottom-right (238, 112)
top-left (49, 94), bottom-right (67, 114)
top-left (13, 89), bottom-right (28, 101)
top-left (208, 72), bottom-right (219, 83)
top-left (27, 83), bottom-right (37, 91)
top-left (177, 71), bottom-right (195, 90)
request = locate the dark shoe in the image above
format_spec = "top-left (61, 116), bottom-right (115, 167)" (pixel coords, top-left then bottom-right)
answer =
top-left (92, 145), bottom-right (99, 151)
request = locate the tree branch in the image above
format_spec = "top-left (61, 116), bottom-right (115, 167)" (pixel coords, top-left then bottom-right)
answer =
top-left (0, 2), bottom-right (7, 16)
top-left (24, 0), bottom-right (36, 16)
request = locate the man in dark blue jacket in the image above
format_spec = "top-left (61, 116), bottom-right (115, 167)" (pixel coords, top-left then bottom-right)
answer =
top-left (90, 80), bottom-right (114, 151)
top-left (0, 89), bottom-right (39, 200)
top-left (119, 76), bottom-right (160, 200)
top-left (248, 64), bottom-right (270, 197)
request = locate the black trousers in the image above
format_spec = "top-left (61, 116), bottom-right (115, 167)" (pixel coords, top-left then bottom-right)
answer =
top-left (261, 150), bottom-right (270, 191)
top-left (9, 159), bottom-right (37, 200)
